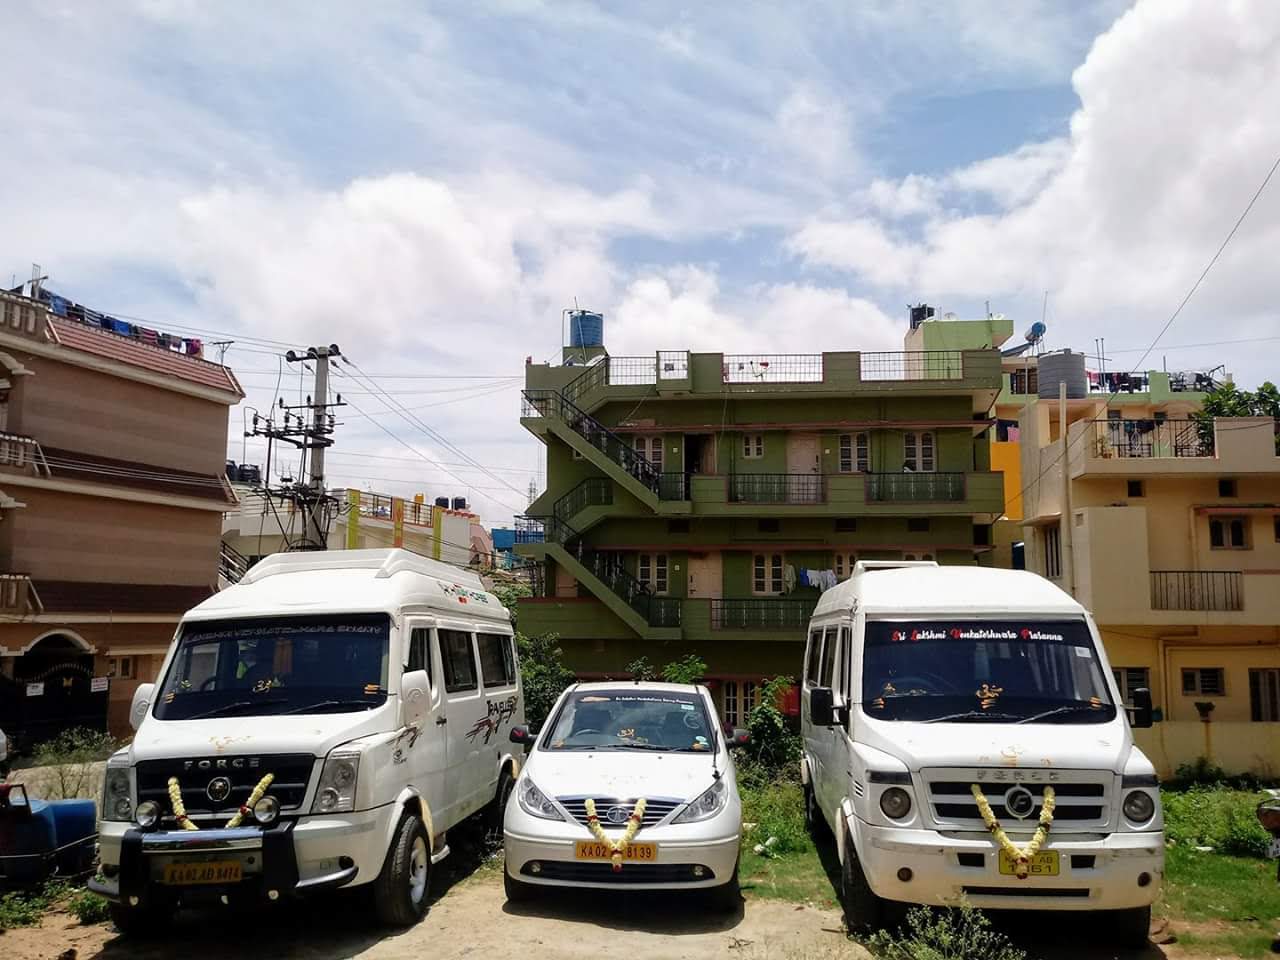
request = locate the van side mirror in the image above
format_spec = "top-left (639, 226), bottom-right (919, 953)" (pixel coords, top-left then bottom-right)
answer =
top-left (400, 670), bottom-right (430, 729)
top-left (129, 683), bottom-right (155, 731)
top-left (810, 687), bottom-right (835, 727)
top-left (509, 725), bottom-right (532, 746)
top-left (1129, 687), bottom-right (1153, 729)
top-left (728, 728), bottom-right (750, 749)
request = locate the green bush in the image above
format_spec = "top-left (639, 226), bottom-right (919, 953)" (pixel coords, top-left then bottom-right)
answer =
top-left (625, 656), bottom-right (656, 681)
top-left (744, 676), bottom-right (802, 777)
top-left (0, 882), bottom-right (66, 931)
top-left (739, 780), bottom-right (810, 855)
top-left (515, 631), bottom-right (575, 731)
top-left (661, 653), bottom-right (706, 685)
top-left (65, 887), bottom-right (111, 925)
top-left (1174, 756), bottom-right (1229, 786)
top-left (1163, 784), bottom-right (1272, 856)
top-left (869, 902), bottom-right (1026, 960)
top-left (31, 728), bottom-right (118, 800)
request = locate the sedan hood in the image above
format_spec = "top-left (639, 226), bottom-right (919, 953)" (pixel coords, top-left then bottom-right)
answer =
top-left (527, 750), bottom-right (720, 800)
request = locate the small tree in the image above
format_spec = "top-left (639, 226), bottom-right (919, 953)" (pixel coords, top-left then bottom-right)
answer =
top-left (1193, 380), bottom-right (1280, 453)
top-left (661, 653), bottom-right (707, 685)
top-left (625, 656), bottom-right (656, 681)
top-left (31, 729), bottom-right (118, 800)
top-left (516, 631), bottom-right (575, 731)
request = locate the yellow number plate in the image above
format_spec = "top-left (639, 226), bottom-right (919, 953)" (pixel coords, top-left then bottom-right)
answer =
top-left (574, 841), bottom-right (658, 862)
top-left (162, 860), bottom-right (243, 886)
top-left (998, 850), bottom-right (1059, 877)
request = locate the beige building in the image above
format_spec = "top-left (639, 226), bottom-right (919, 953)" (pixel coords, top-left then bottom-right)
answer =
top-left (0, 289), bottom-right (243, 740)
top-left (1020, 376), bottom-right (1280, 777)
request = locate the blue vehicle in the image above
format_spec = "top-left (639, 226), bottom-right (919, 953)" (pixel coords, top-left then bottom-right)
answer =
top-left (0, 783), bottom-right (97, 886)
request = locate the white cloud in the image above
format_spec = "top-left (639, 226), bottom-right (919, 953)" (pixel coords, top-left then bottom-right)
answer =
top-left (775, 86), bottom-right (858, 178)
top-left (785, 219), bottom-right (921, 288)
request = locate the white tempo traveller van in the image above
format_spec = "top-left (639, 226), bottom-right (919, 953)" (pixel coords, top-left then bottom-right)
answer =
top-left (802, 562), bottom-right (1161, 947)
top-left (91, 549), bottom-right (523, 933)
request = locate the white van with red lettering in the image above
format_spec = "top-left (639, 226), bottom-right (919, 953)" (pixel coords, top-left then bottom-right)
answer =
top-left (802, 561), bottom-right (1161, 947)
top-left (92, 549), bottom-right (522, 934)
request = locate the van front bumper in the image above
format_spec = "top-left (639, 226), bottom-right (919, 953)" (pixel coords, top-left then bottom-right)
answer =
top-left (92, 807), bottom-right (395, 905)
top-left (852, 819), bottom-right (1163, 911)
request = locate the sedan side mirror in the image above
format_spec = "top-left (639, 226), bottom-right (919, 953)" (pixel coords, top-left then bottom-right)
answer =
top-left (400, 670), bottom-right (430, 729)
top-left (1130, 688), bottom-right (1154, 729)
top-left (509, 725), bottom-right (532, 746)
top-left (728, 728), bottom-right (750, 749)
top-left (810, 686), bottom-right (835, 727)
top-left (129, 683), bottom-right (155, 732)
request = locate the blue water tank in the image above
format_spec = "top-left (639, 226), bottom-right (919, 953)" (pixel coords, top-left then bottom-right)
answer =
top-left (569, 310), bottom-right (604, 348)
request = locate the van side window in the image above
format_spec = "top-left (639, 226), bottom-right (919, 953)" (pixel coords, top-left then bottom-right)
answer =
top-left (839, 625), bottom-right (852, 726)
top-left (805, 630), bottom-right (824, 685)
top-left (407, 627), bottom-right (433, 690)
top-left (440, 629), bottom-right (478, 693)
top-left (478, 633), bottom-right (517, 688)
top-left (819, 627), bottom-right (838, 687)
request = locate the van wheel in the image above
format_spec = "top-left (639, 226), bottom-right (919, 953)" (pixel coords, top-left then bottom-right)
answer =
top-left (504, 861), bottom-right (537, 904)
top-left (1111, 905), bottom-right (1151, 948)
top-left (840, 828), bottom-right (884, 934)
top-left (707, 865), bottom-right (741, 913)
top-left (109, 900), bottom-right (175, 937)
top-left (375, 813), bottom-right (432, 926)
top-left (487, 766), bottom-right (515, 842)
top-left (804, 782), bottom-right (827, 839)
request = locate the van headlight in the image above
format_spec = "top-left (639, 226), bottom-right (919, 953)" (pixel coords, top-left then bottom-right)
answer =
top-left (674, 780), bottom-right (728, 824)
top-left (312, 751), bottom-right (360, 813)
top-left (879, 787), bottom-right (913, 820)
top-left (102, 760), bottom-right (134, 822)
top-left (517, 777), bottom-right (564, 821)
top-left (1123, 790), bottom-right (1155, 824)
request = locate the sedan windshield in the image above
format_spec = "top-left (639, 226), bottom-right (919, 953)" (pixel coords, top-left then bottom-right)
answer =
top-left (154, 614), bottom-right (390, 721)
top-left (542, 689), bottom-right (714, 752)
top-left (861, 619), bottom-right (1115, 724)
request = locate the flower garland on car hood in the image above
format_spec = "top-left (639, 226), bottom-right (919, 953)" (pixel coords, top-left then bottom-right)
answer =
top-left (166, 773), bottom-right (275, 830)
top-left (970, 783), bottom-right (1056, 880)
top-left (584, 798), bottom-right (646, 872)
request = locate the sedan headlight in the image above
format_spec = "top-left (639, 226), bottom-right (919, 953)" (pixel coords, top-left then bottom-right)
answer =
top-left (673, 780), bottom-right (728, 824)
top-left (516, 777), bottom-right (564, 821)
top-left (1123, 790), bottom-right (1156, 824)
top-left (102, 761), bottom-right (133, 822)
top-left (311, 751), bottom-right (360, 814)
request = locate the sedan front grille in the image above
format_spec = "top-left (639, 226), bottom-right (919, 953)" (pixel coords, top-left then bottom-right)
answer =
top-left (557, 797), bottom-right (683, 830)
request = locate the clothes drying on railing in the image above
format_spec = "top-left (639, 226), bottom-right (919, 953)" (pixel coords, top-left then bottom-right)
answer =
top-left (37, 287), bottom-right (205, 358)
top-left (798, 569), bottom-right (837, 591)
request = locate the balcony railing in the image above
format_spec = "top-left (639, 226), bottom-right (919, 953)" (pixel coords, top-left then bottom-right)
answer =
top-left (357, 493), bottom-right (435, 525)
top-left (658, 472), bottom-right (690, 501)
top-left (0, 574), bottom-right (42, 616)
top-left (712, 598), bottom-right (816, 630)
top-left (860, 351), bottom-right (964, 382)
top-left (728, 473), bottom-right (825, 504)
top-left (560, 356), bottom-right (657, 408)
top-left (514, 518), bottom-right (546, 544)
top-left (722, 354), bottom-right (823, 384)
top-left (554, 478), bottom-right (612, 521)
top-left (657, 351), bottom-right (690, 380)
top-left (1151, 570), bottom-right (1243, 611)
top-left (865, 472), bottom-right (965, 502)
top-left (0, 433), bottom-right (49, 474)
top-left (1091, 419), bottom-right (1214, 459)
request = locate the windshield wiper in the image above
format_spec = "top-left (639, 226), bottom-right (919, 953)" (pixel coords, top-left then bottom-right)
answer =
top-left (596, 742), bottom-right (671, 751)
top-left (279, 699), bottom-right (381, 716)
top-left (184, 698), bottom-right (287, 720)
top-left (1017, 704), bottom-right (1107, 724)
top-left (922, 710), bottom-right (1021, 724)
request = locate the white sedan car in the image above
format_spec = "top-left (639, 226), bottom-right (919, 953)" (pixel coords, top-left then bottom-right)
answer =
top-left (503, 681), bottom-right (745, 908)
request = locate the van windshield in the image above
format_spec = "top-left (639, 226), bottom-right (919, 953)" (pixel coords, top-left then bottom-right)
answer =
top-left (154, 614), bottom-right (390, 721)
top-left (861, 619), bottom-right (1115, 724)
top-left (542, 689), bottom-right (715, 753)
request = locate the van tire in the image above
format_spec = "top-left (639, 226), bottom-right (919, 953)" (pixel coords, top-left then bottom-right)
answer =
top-left (1111, 905), bottom-right (1151, 948)
top-left (374, 812), bottom-right (432, 927)
top-left (504, 862), bottom-right (537, 903)
top-left (109, 900), bottom-right (174, 937)
top-left (840, 828), bottom-right (884, 934)
top-left (487, 766), bottom-right (515, 841)
top-left (804, 782), bottom-right (827, 839)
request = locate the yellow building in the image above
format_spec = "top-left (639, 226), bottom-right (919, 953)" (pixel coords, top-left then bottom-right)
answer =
top-left (1020, 375), bottom-right (1280, 778)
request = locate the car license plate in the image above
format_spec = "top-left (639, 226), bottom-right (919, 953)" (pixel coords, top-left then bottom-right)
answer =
top-left (162, 860), bottom-right (243, 885)
top-left (998, 850), bottom-right (1059, 877)
top-left (1268, 838), bottom-right (1280, 860)
top-left (574, 841), bottom-right (657, 862)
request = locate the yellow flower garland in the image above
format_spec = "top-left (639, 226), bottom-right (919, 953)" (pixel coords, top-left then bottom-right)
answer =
top-left (970, 783), bottom-right (1056, 880)
top-left (166, 776), bottom-right (199, 831)
top-left (224, 773), bottom-right (275, 829)
top-left (584, 798), bottom-right (647, 873)
top-left (165, 773), bottom-right (276, 830)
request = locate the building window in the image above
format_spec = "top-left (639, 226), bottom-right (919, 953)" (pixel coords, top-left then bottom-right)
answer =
top-left (634, 435), bottom-right (663, 471)
top-left (1112, 667), bottom-right (1150, 706)
top-left (723, 680), bottom-right (759, 728)
top-left (1010, 368), bottom-right (1039, 395)
top-left (638, 553), bottom-right (669, 594)
top-left (1218, 478), bottom-right (1237, 498)
top-left (903, 431), bottom-right (935, 472)
top-left (753, 553), bottom-right (783, 595)
top-left (1182, 667), bottom-right (1225, 697)
top-left (743, 434), bottom-right (764, 459)
top-left (903, 552), bottom-right (934, 561)
top-left (1273, 516), bottom-right (1279, 542)
top-left (907, 518), bottom-right (930, 533)
top-left (839, 433), bottom-right (869, 473)
top-left (107, 657), bottom-right (135, 680)
top-left (834, 553), bottom-right (858, 581)
top-left (834, 518), bottom-right (856, 533)
top-left (1127, 480), bottom-right (1144, 498)
top-left (1250, 669), bottom-right (1280, 722)
top-left (1209, 516), bottom-right (1249, 549)
top-left (757, 518), bottom-right (780, 534)
top-left (1044, 524), bottom-right (1062, 579)
top-left (668, 519), bottom-right (690, 534)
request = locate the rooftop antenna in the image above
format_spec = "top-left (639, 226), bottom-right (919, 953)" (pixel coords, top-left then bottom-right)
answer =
top-left (212, 340), bottom-right (233, 364)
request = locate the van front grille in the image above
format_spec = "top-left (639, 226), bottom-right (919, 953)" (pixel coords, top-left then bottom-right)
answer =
top-left (922, 769), bottom-right (1111, 831)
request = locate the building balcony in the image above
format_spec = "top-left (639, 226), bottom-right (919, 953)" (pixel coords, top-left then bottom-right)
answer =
top-left (710, 598), bottom-right (816, 631)
top-left (517, 594), bottom-right (815, 644)
top-left (689, 471), bottom-right (1003, 519)
top-left (0, 574), bottom-right (42, 617)
top-left (865, 472), bottom-right (966, 503)
top-left (1063, 415), bottom-right (1278, 479)
top-left (1150, 570), bottom-right (1243, 612)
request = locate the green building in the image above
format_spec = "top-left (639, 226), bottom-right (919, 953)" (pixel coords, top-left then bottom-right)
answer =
top-left (516, 322), bottom-right (1006, 725)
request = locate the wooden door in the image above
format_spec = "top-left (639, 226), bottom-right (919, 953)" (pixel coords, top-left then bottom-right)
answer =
top-left (686, 554), bottom-right (722, 599)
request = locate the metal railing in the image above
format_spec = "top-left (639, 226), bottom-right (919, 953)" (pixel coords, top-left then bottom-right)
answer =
top-left (712, 598), bottom-right (816, 630)
top-left (553, 477), bottom-right (612, 522)
top-left (865, 472), bottom-right (966, 502)
top-left (859, 351), bottom-right (964, 382)
top-left (722, 354), bottom-right (823, 384)
top-left (514, 518), bottom-right (546, 544)
top-left (1151, 571), bottom-right (1243, 611)
top-left (0, 433), bottom-right (48, 474)
top-left (658, 472), bottom-right (690, 501)
top-left (560, 356), bottom-right (657, 408)
top-left (657, 351), bottom-right (689, 380)
top-left (219, 542), bottom-right (250, 585)
top-left (728, 473), bottom-right (825, 504)
top-left (521, 390), bottom-right (662, 492)
top-left (0, 573), bottom-right (42, 616)
top-left (1091, 419), bottom-right (1214, 459)
top-left (356, 494), bottom-right (436, 525)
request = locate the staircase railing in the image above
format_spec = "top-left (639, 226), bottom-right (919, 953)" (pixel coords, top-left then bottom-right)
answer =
top-left (522, 390), bottom-right (662, 493)
top-left (219, 541), bottom-right (251, 585)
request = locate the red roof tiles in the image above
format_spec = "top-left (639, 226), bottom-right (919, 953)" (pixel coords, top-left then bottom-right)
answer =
top-left (49, 318), bottom-right (243, 397)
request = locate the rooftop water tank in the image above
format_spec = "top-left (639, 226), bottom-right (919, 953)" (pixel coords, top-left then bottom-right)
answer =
top-left (451, 497), bottom-right (467, 511)
top-left (568, 310), bottom-right (604, 348)
top-left (1037, 350), bottom-right (1087, 400)
top-left (434, 497), bottom-right (449, 509)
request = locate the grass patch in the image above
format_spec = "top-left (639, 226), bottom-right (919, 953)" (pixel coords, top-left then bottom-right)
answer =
top-left (1159, 844), bottom-right (1280, 958)
top-left (1163, 784), bottom-right (1273, 857)
top-left (0, 882), bottom-right (68, 931)
top-left (738, 778), bottom-right (838, 908)
top-left (65, 886), bottom-right (112, 925)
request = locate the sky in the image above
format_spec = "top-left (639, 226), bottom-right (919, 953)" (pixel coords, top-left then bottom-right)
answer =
top-left (3, 0), bottom-right (1279, 526)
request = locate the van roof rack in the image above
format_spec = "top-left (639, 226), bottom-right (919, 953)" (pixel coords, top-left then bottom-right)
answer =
top-left (239, 548), bottom-right (486, 592)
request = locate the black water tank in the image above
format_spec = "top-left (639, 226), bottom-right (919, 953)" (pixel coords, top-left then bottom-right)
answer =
top-left (435, 497), bottom-right (449, 508)
top-left (452, 497), bottom-right (467, 511)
